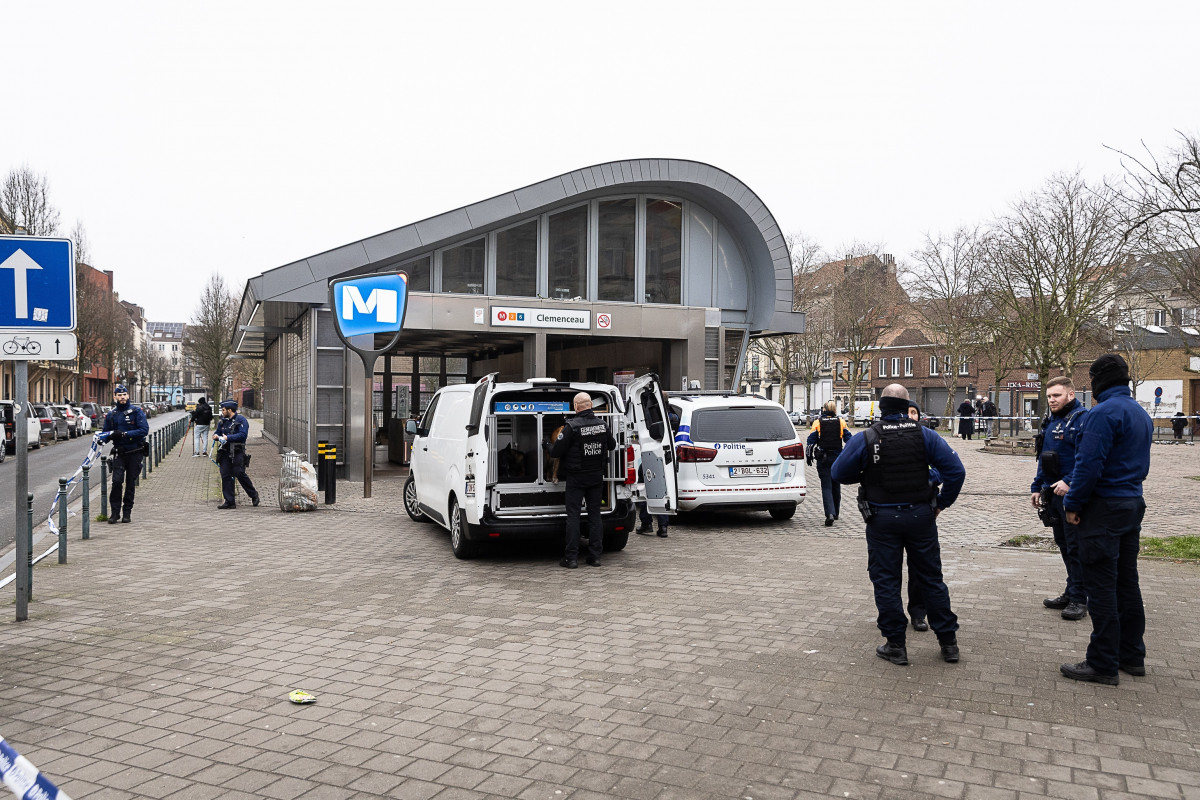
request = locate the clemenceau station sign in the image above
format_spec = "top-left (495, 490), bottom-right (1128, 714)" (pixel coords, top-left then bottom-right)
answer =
top-left (490, 306), bottom-right (591, 330)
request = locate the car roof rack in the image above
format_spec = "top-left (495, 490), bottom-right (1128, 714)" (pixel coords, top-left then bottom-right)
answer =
top-left (666, 390), bottom-right (767, 400)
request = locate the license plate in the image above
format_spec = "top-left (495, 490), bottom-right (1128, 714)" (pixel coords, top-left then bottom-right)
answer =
top-left (729, 466), bottom-right (770, 478)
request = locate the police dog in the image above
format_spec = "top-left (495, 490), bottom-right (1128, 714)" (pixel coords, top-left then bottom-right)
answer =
top-left (498, 443), bottom-right (525, 479)
top-left (545, 424), bottom-right (565, 483)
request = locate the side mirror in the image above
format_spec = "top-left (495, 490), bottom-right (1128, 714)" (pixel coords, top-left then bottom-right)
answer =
top-left (405, 419), bottom-right (418, 436)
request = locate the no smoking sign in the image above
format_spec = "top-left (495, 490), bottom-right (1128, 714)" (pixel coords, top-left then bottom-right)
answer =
top-left (596, 313), bottom-right (611, 330)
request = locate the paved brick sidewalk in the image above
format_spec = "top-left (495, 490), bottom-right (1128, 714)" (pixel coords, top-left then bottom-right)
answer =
top-left (1, 424), bottom-right (1198, 799)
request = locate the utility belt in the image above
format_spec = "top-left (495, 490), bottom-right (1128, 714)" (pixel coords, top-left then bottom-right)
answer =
top-left (1037, 487), bottom-right (1061, 527)
top-left (112, 440), bottom-right (150, 458)
top-left (856, 486), bottom-right (937, 522)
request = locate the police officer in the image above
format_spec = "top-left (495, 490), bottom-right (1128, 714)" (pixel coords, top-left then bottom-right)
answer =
top-left (1060, 354), bottom-right (1152, 685)
top-left (549, 392), bottom-right (615, 568)
top-left (806, 400), bottom-right (852, 526)
top-left (1031, 376), bottom-right (1088, 621)
top-left (213, 399), bottom-right (260, 509)
top-left (101, 383), bottom-right (149, 524)
top-left (832, 384), bottom-right (966, 666)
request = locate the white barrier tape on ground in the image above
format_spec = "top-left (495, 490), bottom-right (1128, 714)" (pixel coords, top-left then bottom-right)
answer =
top-left (46, 431), bottom-right (109, 537)
top-left (0, 735), bottom-right (73, 800)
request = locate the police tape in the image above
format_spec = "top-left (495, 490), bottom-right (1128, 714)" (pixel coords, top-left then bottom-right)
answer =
top-left (46, 431), bottom-right (111, 537)
top-left (0, 735), bottom-right (73, 800)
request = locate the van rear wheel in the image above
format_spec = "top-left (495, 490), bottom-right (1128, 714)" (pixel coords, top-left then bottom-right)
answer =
top-left (603, 530), bottom-right (629, 552)
top-left (403, 476), bottom-right (430, 523)
top-left (769, 505), bottom-right (796, 521)
top-left (449, 498), bottom-right (480, 559)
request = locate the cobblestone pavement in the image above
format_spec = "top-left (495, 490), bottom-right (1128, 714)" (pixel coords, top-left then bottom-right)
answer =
top-left (1, 424), bottom-right (1197, 800)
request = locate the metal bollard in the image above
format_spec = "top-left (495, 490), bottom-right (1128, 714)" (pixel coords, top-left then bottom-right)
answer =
top-left (148, 434), bottom-right (154, 474)
top-left (58, 478), bottom-right (68, 564)
top-left (317, 440), bottom-right (328, 491)
top-left (141, 449), bottom-right (147, 482)
top-left (324, 448), bottom-right (336, 505)
top-left (82, 465), bottom-right (90, 540)
top-left (100, 456), bottom-right (109, 519)
top-left (26, 492), bottom-right (34, 601)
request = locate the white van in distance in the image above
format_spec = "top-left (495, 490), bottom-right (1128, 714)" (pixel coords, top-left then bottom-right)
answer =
top-left (405, 374), bottom-right (676, 559)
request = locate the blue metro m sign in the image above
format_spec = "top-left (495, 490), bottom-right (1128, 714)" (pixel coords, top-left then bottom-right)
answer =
top-left (329, 272), bottom-right (409, 359)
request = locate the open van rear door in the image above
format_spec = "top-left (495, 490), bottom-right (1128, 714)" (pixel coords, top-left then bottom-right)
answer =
top-left (627, 374), bottom-right (677, 515)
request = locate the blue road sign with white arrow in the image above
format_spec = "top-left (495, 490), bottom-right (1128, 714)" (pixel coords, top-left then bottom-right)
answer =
top-left (0, 236), bottom-right (76, 331)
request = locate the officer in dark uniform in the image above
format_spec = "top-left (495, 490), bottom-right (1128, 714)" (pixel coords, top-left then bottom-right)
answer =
top-left (101, 383), bottom-right (150, 524)
top-left (1031, 376), bottom-right (1088, 621)
top-left (832, 384), bottom-right (966, 666)
top-left (213, 399), bottom-right (260, 509)
top-left (549, 392), bottom-right (615, 568)
top-left (806, 400), bottom-right (852, 526)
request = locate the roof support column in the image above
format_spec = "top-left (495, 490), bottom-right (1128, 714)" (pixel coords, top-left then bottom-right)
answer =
top-left (523, 332), bottom-right (547, 381)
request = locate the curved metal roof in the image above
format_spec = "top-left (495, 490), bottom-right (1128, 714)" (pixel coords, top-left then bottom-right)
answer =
top-left (237, 158), bottom-right (801, 352)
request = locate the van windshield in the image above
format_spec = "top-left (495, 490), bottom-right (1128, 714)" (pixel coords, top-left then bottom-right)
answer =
top-left (690, 407), bottom-right (794, 443)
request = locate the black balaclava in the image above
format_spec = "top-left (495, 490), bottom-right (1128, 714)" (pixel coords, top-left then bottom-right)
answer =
top-left (879, 396), bottom-right (909, 417)
top-left (1089, 353), bottom-right (1130, 397)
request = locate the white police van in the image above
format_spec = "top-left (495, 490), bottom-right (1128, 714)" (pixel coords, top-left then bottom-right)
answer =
top-left (667, 391), bottom-right (806, 520)
top-left (405, 374), bottom-right (676, 559)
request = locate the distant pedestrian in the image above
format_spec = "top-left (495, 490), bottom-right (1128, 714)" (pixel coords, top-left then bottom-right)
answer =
top-left (806, 400), bottom-right (852, 526)
top-left (981, 397), bottom-right (998, 437)
top-left (213, 400), bottom-right (260, 509)
top-left (101, 384), bottom-right (149, 524)
top-left (956, 399), bottom-right (975, 440)
top-left (1172, 411), bottom-right (1186, 440)
top-left (191, 397), bottom-right (214, 456)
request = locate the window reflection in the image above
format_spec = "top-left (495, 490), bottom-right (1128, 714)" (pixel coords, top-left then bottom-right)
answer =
top-left (495, 221), bottom-right (537, 297)
top-left (598, 199), bottom-right (635, 302)
top-left (646, 199), bottom-right (682, 304)
top-left (548, 205), bottom-right (587, 300)
top-left (441, 238), bottom-right (486, 294)
top-left (400, 256), bottom-right (431, 292)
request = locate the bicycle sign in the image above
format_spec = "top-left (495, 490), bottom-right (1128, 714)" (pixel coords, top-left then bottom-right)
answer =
top-left (0, 331), bottom-right (77, 361)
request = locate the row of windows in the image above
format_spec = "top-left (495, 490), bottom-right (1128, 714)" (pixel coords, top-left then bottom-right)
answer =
top-left (834, 356), bottom-right (971, 381)
top-left (388, 196), bottom-right (683, 304)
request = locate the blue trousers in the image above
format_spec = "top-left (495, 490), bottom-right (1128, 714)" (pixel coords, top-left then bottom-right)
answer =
top-left (637, 502), bottom-right (668, 533)
top-left (1078, 497), bottom-right (1146, 676)
top-left (815, 459), bottom-right (841, 518)
top-left (865, 504), bottom-right (958, 641)
top-left (1049, 495), bottom-right (1087, 604)
top-left (109, 450), bottom-right (144, 517)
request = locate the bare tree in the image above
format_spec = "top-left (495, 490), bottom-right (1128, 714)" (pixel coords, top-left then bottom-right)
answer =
top-left (827, 246), bottom-right (907, 420)
top-left (70, 220), bottom-right (90, 265)
top-left (983, 172), bottom-right (1136, 408)
top-left (903, 228), bottom-right (990, 419)
top-left (74, 265), bottom-right (118, 402)
top-left (186, 274), bottom-right (238, 403)
top-left (232, 357), bottom-right (266, 408)
top-left (1, 165), bottom-right (61, 236)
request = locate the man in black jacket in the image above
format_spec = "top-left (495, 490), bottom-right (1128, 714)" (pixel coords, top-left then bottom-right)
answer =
top-left (549, 392), bottom-right (615, 568)
top-left (191, 397), bottom-right (214, 457)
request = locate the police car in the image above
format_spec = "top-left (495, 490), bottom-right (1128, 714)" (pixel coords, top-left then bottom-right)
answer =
top-left (667, 392), bottom-right (807, 520)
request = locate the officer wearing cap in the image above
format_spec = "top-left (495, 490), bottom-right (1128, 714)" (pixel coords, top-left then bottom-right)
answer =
top-left (548, 392), bottom-right (615, 568)
top-left (1058, 354), bottom-right (1152, 685)
top-left (831, 384), bottom-right (966, 667)
top-left (101, 383), bottom-right (149, 524)
top-left (213, 399), bottom-right (260, 509)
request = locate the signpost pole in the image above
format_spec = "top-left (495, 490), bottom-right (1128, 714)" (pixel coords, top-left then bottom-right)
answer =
top-left (14, 359), bottom-right (29, 621)
top-left (364, 368), bottom-right (373, 499)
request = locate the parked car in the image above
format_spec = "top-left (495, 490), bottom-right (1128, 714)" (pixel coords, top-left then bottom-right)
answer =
top-left (33, 404), bottom-right (70, 442)
top-left (52, 404), bottom-right (81, 438)
top-left (79, 402), bottom-right (104, 428)
top-left (72, 406), bottom-right (92, 433)
top-left (667, 391), bottom-right (807, 520)
top-left (135, 403), bottom-right (155, 418)
top-left (0, 400), bottom-right (43, 458)
top-left (404, 375), bottom-right (673, 559)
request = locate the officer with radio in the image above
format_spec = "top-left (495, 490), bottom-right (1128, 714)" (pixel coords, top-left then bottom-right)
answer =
top-left (549, 392), bottom-right (615, 568)
top-left (213, 399), bottom-right (260, 509)
top-left (101, 383), bottom-right (149, 524)
top-left (1030, 376), bottom-right (1088, 621)
top-left (806, 400), bottom-right (852, 526)
top-left (831, 384), bottom-right (965, 667)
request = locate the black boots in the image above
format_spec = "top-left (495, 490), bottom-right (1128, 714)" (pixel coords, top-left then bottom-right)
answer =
top-left (876, 640), bottom-right (908, 665)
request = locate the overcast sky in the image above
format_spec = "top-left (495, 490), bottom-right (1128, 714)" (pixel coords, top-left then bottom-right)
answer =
top-left (4, 1), bottom-right (1198, 323)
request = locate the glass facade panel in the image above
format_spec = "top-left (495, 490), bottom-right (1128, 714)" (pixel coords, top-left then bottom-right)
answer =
top-left (441, 238), bottom-right (485, 294)
top-left (645, 199), bottom-right (682, 304)
top-left (495, 221), bottom-right (537, 297)
top-left (548, 205), bottom-right (587, 300)
top-left (400, 256), bottom-right (431, 292)
top-left (598, 199), bottom-right (636, 302)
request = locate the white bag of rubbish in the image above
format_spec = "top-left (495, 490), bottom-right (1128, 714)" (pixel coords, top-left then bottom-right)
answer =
top-left (279, 451), bottom-right (317, 511)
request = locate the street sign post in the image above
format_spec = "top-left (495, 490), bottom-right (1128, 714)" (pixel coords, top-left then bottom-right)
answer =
top-left (328, 272), bottom-right (409, 499)
top-left (1, 235), bottom-right (76, 621)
